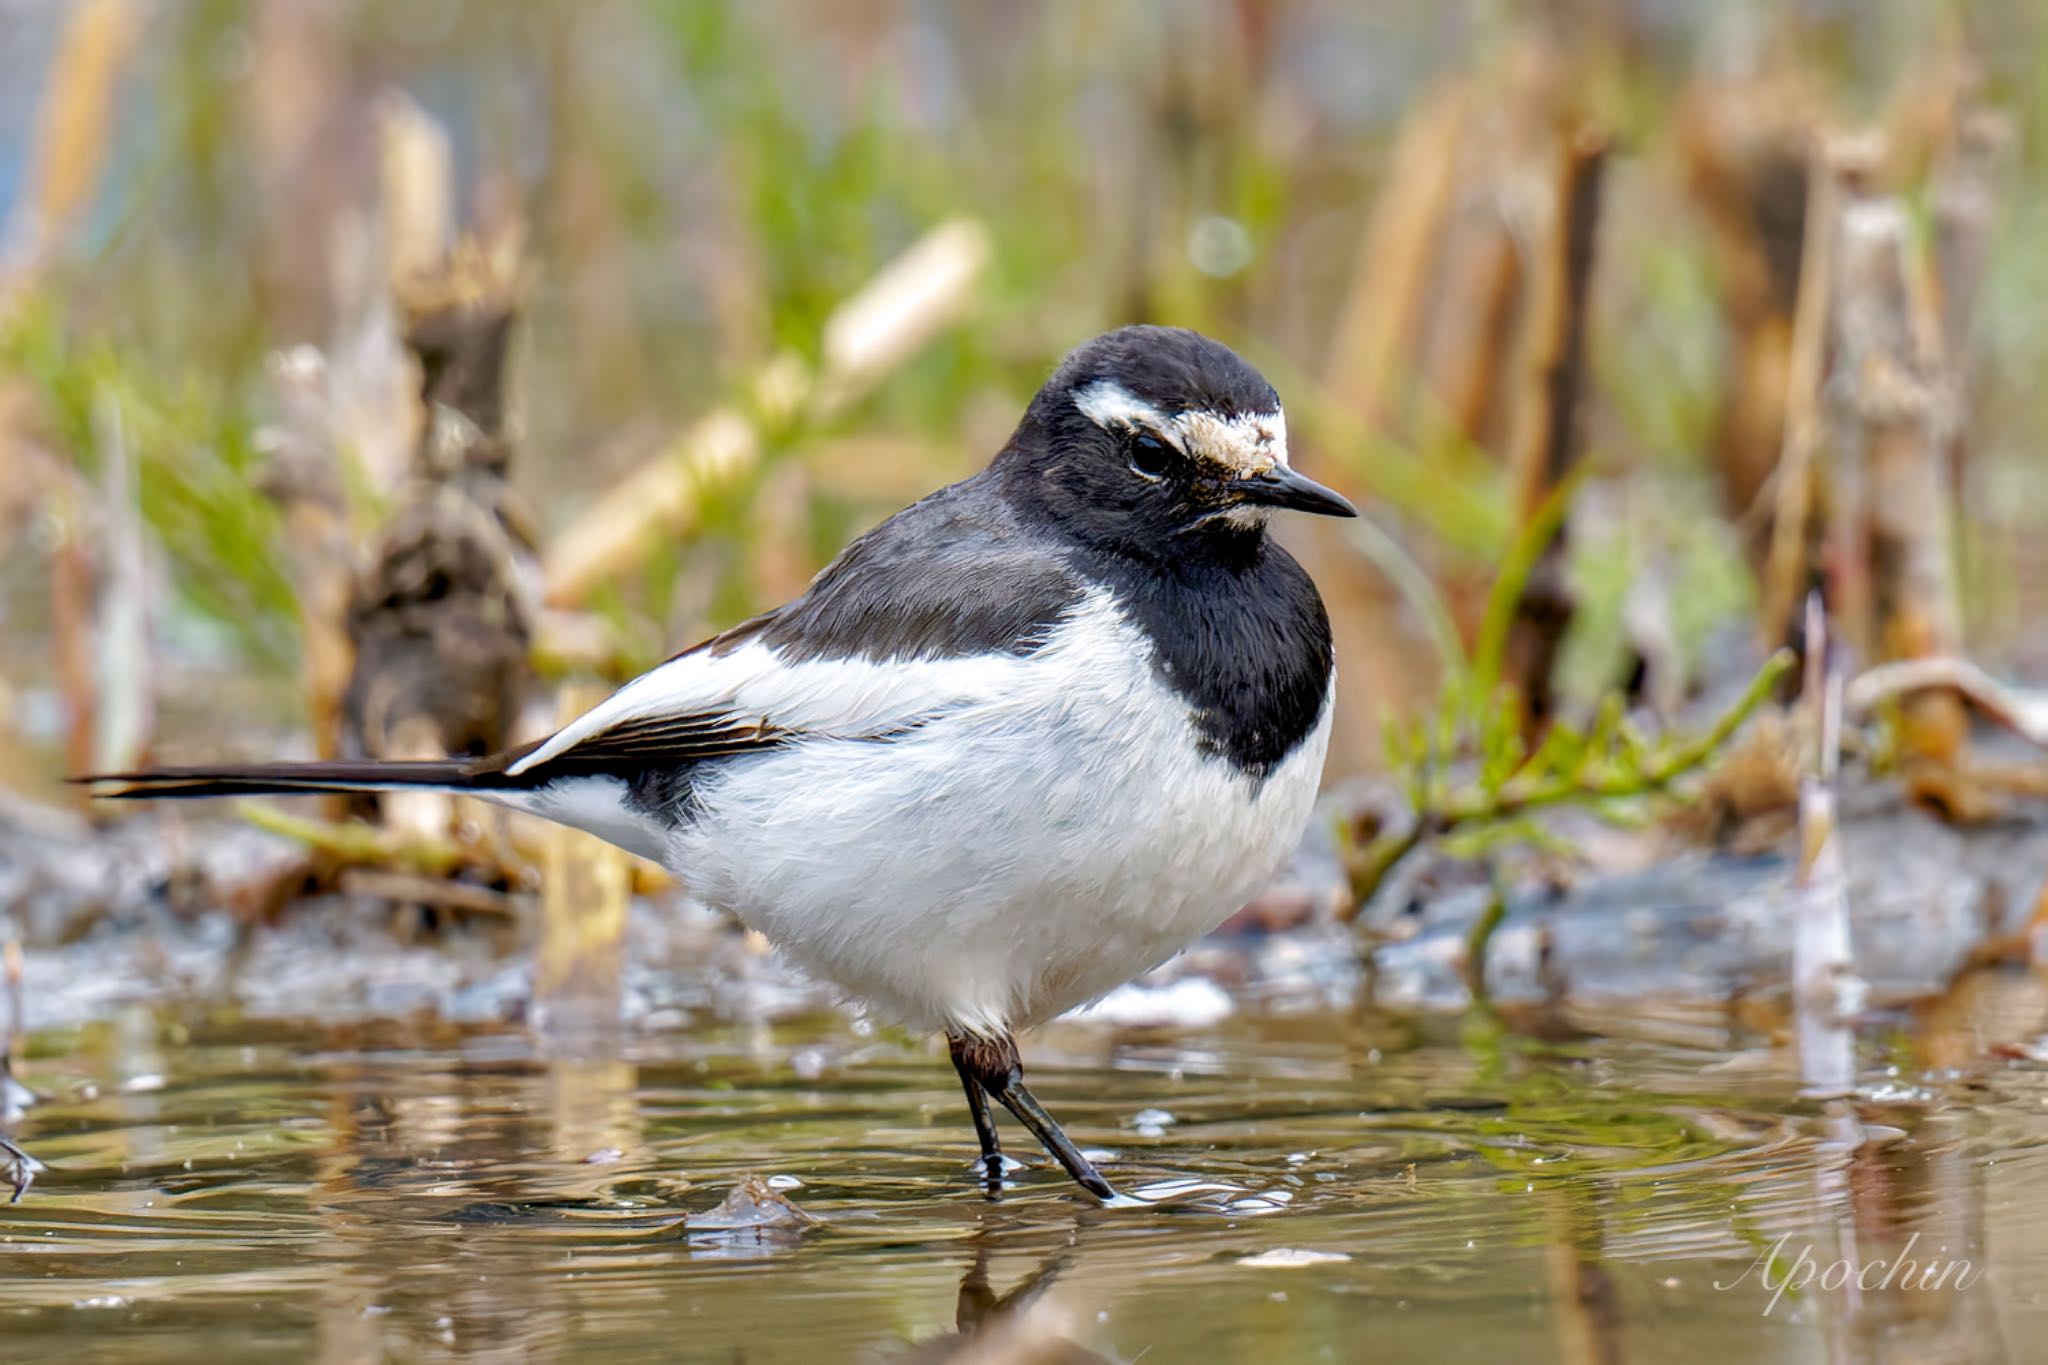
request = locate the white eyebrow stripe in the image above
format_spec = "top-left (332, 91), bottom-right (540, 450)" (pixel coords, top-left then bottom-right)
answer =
top-left (1073, 381), bottom-right (1185, 452)
top-left (1073, 379), bottom-right (1289, 473)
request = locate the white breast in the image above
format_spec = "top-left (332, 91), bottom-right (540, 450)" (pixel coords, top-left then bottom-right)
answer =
top-left (666, 590), bottom-right (1334, 1036)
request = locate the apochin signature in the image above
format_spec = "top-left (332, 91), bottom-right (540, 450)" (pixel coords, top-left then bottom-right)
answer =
top-left (1715, 1233), bottom-right (1983, 1316)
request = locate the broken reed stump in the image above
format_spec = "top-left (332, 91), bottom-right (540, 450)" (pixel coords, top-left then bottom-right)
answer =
top-left (342, 488), bottom-right (533, 765)
top-left (1824, 168), bottom-right (1974, 807)
top-left (252, 92), bottom-right (476, 763)
top-left (1736, 86), bottom-right (2006, 807)
top-left (1751, 111), bottom-right (2004, 816)
top-left (1502, 127), bottom-right (1608, 737)
top-left (342, 240), bottom-right (536, 781)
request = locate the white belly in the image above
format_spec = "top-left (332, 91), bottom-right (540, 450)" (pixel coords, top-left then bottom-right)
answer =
top-left (666, 614), bottom-right (1333, 1037)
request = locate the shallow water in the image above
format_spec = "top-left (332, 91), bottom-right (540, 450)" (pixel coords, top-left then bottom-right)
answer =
top-left (5, 995), bottom-right (2048, 1363)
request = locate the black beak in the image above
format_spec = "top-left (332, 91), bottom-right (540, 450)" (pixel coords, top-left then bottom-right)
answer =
top-left (1235, 464), bottom-right (1358, 518)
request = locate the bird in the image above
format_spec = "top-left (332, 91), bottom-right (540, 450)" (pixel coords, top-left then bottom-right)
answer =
top-left (81, 325), bottom-right (1355, 1202)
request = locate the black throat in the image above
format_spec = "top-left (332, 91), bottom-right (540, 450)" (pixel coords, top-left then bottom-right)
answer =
top-left (1068, 525), bottom-right (1334, 783)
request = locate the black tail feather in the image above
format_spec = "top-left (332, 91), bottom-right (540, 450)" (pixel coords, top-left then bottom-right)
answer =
top-left (73, 759), bottom-right (522, 801)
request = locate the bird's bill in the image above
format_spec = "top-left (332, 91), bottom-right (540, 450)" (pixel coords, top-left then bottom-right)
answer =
top-left (1233, 464), bottom-right (1358, 518)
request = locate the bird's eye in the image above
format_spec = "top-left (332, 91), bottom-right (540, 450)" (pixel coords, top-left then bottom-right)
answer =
top-left (1127, 431), bottom-right (1171, 480)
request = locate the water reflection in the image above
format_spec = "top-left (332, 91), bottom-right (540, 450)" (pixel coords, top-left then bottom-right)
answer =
top-left (884, 1222), bottom-right (1108, 1363)
top-left (3, 992), bottom-right (2048, 1360)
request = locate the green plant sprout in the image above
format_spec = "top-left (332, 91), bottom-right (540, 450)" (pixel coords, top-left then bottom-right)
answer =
top-left (1341, 466), bottom-right (1794, 920)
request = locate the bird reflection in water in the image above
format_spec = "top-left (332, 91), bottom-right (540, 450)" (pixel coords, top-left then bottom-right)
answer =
top-left (890, 1222), bottom-right (1115, 1365)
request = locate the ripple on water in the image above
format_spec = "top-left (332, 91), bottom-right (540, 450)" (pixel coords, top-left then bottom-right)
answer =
top-left (4, 1008), bottom-right (2048, 1360)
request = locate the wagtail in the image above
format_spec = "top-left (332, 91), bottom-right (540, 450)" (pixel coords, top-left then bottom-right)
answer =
top-left (84, 325), bottom-right (1355, 1202)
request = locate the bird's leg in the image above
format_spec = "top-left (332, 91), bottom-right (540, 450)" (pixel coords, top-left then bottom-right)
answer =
top-left (948, 1033), bottom-right (1005, 1189)
top-left (953, 1032), bottom-right (1119, 1202)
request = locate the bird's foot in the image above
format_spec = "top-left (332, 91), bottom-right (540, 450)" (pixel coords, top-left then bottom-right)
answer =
top-left (950, 1030), bottom-right (1125, 1203)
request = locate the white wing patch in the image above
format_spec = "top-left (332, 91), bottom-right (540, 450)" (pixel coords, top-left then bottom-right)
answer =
top-left (1072, 380), bottom-right (1287, 475)
top-left (507, 592), bottom-right (1123, 777)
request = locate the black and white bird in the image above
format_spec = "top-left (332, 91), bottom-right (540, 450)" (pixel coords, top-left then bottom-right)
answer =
top-left (84, 326), bottom-right (1354, 1202)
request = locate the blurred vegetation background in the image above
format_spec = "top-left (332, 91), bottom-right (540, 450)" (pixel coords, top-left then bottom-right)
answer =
top-left (3, 0), bottom-right (2046, 820)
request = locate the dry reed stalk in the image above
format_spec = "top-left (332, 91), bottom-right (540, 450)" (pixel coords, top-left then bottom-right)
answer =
top-left (812, 219), bottom-right (990, 416)
top-left (1417, 197), bottom-right (1524, 455)
top-left (543, 218), bottom-right (990, 608)
top-left (48, 486), bottom-right (96, 797)
top-left (534, 684), bottom-right (632, 1039)
top-left (338, 869), bottom-right (518, 920)
top-left (243, 0), bottom-right (358, 345)
top-left (291, 517), bottom-right (357, 762)
top-left (7, 0), bottom-right (138, 804)
top-left (1826, 176), bottom-right (1972, 802)
top-left (1502, 127), bottom-right (1608, 733)
top-left (1793, 595), bottom-right (1857, 1095)
top-left (1299, 82), bottom-right (1476, 771)
top-left (1323, 82), bottom-right (1471, 430)
top-left (746, 461), bottom-right (818, 609)
top-left (7, 0), bottom-right (139, 269)
top-left (1849, 658), bottom-right (2048, 749)
top-left (1674, 68), bottom-right (1818, 567)
top-left (376, 93), bottom-right (456, 297)
top-left (1929, 109), bottom-right (2009, 489)
top-left (1410, 44), bottom-right (1569, 462)
top-left (89, 394), bottom-right (151, 777)
top-left (258, 364), bottom-right (357, 759)
top-left (542, 409), bottom-right (761, 610)
top-left (1294, 539), bottom-right (1428, 777)
top-left (1759, 137), bottom-right (1849, 651)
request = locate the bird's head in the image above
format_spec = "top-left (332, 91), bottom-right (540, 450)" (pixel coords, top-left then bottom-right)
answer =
top-left (1000, 326), bottom-right (1355, 561)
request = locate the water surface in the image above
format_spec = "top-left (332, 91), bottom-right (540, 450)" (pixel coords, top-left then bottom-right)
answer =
top-left (5, 996), bottom-right (2045, 1362)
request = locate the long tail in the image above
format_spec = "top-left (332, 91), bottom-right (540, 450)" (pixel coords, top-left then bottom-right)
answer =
top-left (75, 759), bottom-right (527, 801)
